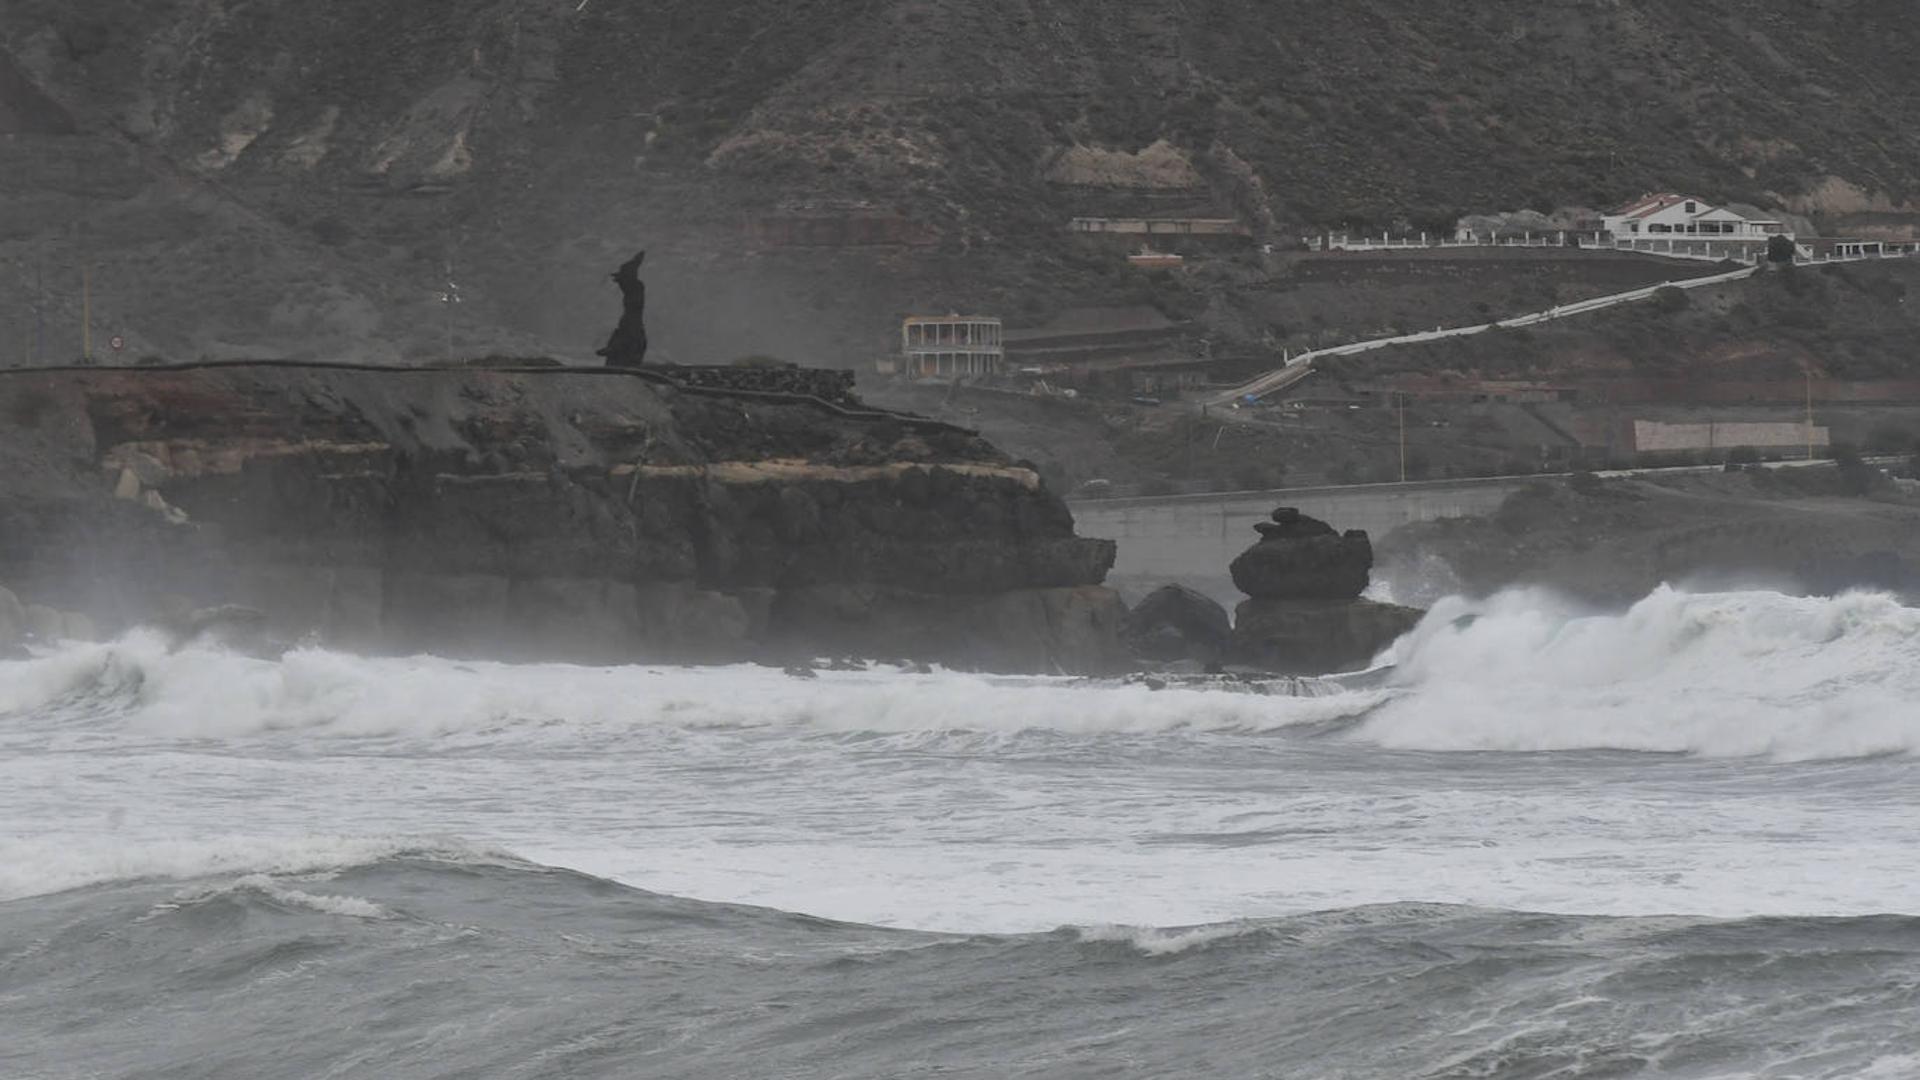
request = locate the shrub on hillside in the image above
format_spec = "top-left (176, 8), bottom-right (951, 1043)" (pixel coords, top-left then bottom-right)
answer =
top-left (1768, 233), bottom-right (1797, 264)
top-left (1651, 286), bottom-right (1690, 314)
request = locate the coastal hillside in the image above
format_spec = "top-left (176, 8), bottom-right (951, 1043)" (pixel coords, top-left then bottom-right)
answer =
top-left (4, 0), bottom-right (1920, 364)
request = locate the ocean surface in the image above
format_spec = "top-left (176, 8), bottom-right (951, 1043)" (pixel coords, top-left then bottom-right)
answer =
top-left (4, 585), bottom-right (1919, 1079)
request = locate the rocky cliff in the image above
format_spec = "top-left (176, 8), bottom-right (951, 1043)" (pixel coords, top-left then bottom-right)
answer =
top-left (0, 363), bottom-right (1126, 671)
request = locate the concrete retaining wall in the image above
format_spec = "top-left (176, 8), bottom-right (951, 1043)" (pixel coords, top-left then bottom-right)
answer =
top-left (1069, 477), bottom-right (1531, 600)
top-left (1633, 420), bottom-right (1828, 452)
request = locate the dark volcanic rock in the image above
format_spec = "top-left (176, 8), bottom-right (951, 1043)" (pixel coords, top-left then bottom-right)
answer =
top-left (1121, 585), bottom-right (1232, 664)
top-left (0, 364), bottom-right (1122, 673)
top-left (1230, 508), bottom-right (1374, 600)
top-left (1229, 598), bottom-right (1425, 675)
top-left (1224, 506), bottom-right (1424, 674)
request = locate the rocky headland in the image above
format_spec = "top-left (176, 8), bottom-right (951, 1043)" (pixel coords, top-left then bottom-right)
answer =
top-left (0, 362), bottom-right (1125, 672)
top-left (1117, 507), bottom-right (1424, 675)
top-left (1225, 508), bottom-right (1423, 674)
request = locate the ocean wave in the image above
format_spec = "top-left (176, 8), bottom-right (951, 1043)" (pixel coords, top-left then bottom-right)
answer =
top-left (4, 585), bottom-right (1916, 761)
top-left (0, 634), bottom-right (1383, 743)
top-left (1363, 586), bottom-right (1920, 759)
top-left (1071, 920), bottom-right (1273, 956)
top-left (0, 833), bottom-right (517, 903)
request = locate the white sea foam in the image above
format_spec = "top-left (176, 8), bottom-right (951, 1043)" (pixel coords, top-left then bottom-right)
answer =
top-left (1073, 921), bottom-right (1267, 956)
top-left (4, 586), bottom-right (1920, 930)
top-left (1362, 586), bottom-right (1920, 759)
top-left (0, 636), bottom-right (1381, 744)
top-left (158, 873), bottom-right (396, 920)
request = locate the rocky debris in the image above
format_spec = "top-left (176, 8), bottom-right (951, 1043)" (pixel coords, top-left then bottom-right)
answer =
top-left (1226, 507), bottom-right (1425, 675)
top-left (1121, 585), bottom-right (1231, 664)
top-left (1230, 598), bottom-right (1423, 676)
top-left (1231, 507), bottom-right (1374, 600)
top-left (0, 364), bottom-right (1122, 673)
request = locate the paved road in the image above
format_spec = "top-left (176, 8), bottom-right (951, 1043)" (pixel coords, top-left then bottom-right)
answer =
top-left (1206, 263), bottom-right (1759, 406)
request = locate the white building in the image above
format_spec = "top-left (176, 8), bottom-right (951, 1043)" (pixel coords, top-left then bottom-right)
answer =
top-left (896, 315), bottom-right (1004, 379)
top-left (1602, 193), bottom-right (1790, 243)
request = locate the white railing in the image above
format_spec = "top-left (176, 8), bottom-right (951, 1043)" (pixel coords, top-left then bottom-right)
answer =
top-left (1306, 231), bottom-right (1920, 267)
top-left (1207, 263), bottom-right (1761, 406)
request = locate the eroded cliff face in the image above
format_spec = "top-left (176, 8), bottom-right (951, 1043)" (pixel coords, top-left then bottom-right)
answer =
top-left (0, 364), bottom-right (1124, 672)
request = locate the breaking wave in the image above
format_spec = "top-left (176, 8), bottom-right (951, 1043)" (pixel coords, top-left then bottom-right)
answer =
top-left (2, 585), bottom-right (1914, 763)
top-left (1367, 586), bottom-right (1920, 759)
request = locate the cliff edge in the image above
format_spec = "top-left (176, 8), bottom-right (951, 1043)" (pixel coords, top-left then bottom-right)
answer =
top-left (0, 363), bottom-right (1125, 672)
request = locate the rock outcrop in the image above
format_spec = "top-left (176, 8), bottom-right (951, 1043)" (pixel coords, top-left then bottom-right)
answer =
top-left (1230, 508), bottom-right (1374, 600)
top-left (1121, 585), bottom-right (1232, 665)
top-left (0, 362), bottom-right (1126, 673)
top-left (1227, 507), bottom-right (1423, 674)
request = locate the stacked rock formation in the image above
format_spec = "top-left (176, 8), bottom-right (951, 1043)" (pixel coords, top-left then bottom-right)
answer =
top-left (1227, 508), bottom-right (1424, 674)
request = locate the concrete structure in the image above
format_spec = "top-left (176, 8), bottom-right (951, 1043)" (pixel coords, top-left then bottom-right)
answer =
top-left (1208, 263), bottom-right (1760, 406)
top-left (1001, 306), bottom-right (1210, 395)
top-left (1071, 217), bottom-right (1249, 237)
top-left (1070, 477), bottom-right (1533, 598)
top-left (900, 316), bottom-right (1004, 379)
top-left (1069, 455), bottom-right (1896, 598)
top-left (1127, 250), bottom-right (1186, 269)
top-left (1631, 419), bottom-right (1828, 453)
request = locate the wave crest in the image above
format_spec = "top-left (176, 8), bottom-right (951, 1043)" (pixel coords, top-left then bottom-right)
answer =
top-left (1364, 586), bottom-right (1920, 759)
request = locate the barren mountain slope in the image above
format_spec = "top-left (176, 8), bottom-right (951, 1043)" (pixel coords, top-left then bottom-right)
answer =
top-left (5, 0), bottom-right (1920, 362)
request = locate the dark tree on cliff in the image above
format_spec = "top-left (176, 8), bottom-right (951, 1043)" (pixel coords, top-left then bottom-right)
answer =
top-left (1768, 234), bottom-right (1797, 264)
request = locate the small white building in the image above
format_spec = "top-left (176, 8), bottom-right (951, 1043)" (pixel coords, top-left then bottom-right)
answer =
top-left (1602, 194), bottom-right (1790, 243)
top-left (897, 315), bottom-right (1004, 379)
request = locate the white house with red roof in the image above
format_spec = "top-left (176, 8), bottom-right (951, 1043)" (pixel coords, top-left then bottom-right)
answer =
top-left (1602, 193), bottom-right (1790, 243)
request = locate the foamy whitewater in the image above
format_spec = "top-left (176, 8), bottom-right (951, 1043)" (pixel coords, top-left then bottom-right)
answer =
top-left (6, 586), bottom-right (1920, 1077)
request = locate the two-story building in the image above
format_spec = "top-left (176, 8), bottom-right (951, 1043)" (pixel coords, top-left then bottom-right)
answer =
top-left (1602, 194), bottom-right (1790, 249)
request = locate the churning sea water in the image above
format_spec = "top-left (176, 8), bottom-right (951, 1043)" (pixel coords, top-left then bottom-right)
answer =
top-left (4, 587), bottom-right (1919, 1078)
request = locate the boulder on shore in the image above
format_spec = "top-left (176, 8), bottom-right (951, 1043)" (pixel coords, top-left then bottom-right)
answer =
top-left (1121, 585), bottom-right (1232, 664)
top-left (1226, 507), bottom-right (1425, 674)
top-left (1229, 597), bottom-right (1424, 674)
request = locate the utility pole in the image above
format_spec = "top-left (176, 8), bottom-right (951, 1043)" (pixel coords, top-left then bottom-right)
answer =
top-left (1805, 369), bottom-right (1815, 460)
top-left (82, 264), bottom-right (92, 363)
top-left (34, 259), bottom-right (45, 365)
top-left (1398, 392), bottom-right (1408, 482)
